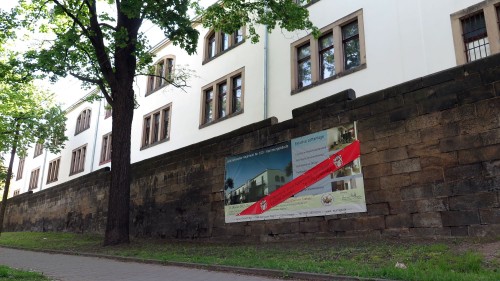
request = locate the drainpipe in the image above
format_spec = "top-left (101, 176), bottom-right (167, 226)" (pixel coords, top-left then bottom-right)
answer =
top-left (264, 25), bottom-right (269, 120)
top-left (89, 96), bottom-right (102, 172)
top-left (39, 149), bottom-right (49, 191)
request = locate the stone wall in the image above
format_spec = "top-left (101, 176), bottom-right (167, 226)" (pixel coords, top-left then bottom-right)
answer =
top-left (3, 54), bottom-right (500, 240)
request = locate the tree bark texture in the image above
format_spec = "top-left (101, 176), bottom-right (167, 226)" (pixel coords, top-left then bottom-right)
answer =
top-left (0, 129), bottom-right (19, 235)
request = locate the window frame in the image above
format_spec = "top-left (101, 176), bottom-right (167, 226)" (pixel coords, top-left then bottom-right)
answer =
top-left (13, 189), bottom-right (20, 196)
top-left (75, 108), bottom-right (92, 135)
top-left (70, 144), bottom-right (87, 176)
top-left (28, 167), bottom-right (40, 191)
top-left (16, 158), bottom-right (25, 180)
top-left (200, 68), bottom-right (245, 128)
top-left (146, 55), bottom-right (176, 96)
top-left (46, 157), bottom-right (61, 184)
top-left (34, 143), bottom-right (44, 158)
top-left (104, 100), bottom-right (112, 119)
top-left (141, 103), bottom-right (172, 150)
top-left (100, 132), bottom-right (112, 165)
top-left (451, 0), bottom-right (500, 65)
top-left (290, 9), bottom-right (366, 93)
top-left (203, 27), bottom-right (246, 64)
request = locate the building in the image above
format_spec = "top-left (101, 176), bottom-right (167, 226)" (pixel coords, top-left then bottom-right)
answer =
top-left (7, 0), bottom-right (500, 197)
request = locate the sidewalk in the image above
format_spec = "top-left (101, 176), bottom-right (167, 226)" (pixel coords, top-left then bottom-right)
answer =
top-left (0, 247), bottom-right (296, 281)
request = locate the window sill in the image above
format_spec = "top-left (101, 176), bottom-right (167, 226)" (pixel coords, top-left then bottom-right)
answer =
top-left (145, 83), bottom-right (169, 97)
top-left (291, 63), bottom-right (366, 95)
top-left (46, 179), bottom-right (58, 184)
top-left (202, 40), bottom-right (245, 65)
top-left (99, 159), bottom-right (111, 165)
top-left (199, 110), bottom-right (244, 129)
top-left (75, 127), bottom-right (90, 136)
top-left (69, 170), bottom-right (84, 176)
top-left (140, 137), bottom-right (170, 151)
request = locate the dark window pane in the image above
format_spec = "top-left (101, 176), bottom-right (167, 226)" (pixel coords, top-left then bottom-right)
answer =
top-left (152, 113), bottom-right (160, 143)
top-left (167, 58), bottom-right (174, 81)
top-left (232, 76), bottom-right (242, 112)
top-left (319, 34), bottom-right (335, 79)
top-left (162, 109), bottom-right (170, 140)
top-left (342, 21), bottom-right (360, 70)
top-left (234, 29), bottom-right (243, 44)
top-left (144, 117), bottom-right (151, 146)
top-left (221, 33), bottom-right (230, 51)
top-left (218, 83), bottom-right (227, 118)
top-left (297, 43), bottom-right (311, 88)
top-left (205, 89), bottom-right (214, 123)
top-left (462, 12), bottom-right (490, 62)
top-left (297, 44), bottom-right (310, 60)
top-left (208, 34), bottom-right (216, 58)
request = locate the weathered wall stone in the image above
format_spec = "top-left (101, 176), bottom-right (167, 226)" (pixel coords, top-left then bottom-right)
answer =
top-left (3, 54), bottom-right (500, 240)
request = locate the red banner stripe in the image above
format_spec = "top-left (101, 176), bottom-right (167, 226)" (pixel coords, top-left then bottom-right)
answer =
top-left (238, 140), bottom-right (361, 216)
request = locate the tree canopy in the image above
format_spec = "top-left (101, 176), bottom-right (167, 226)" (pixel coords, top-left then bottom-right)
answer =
top-left (3, 0), bottom-right (317, 245)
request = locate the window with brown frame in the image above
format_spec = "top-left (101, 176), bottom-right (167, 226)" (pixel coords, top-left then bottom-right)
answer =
top-left (141, 104), bottom-right (172, 149)
top-left (34, 143), bottom-right (44, 158)
top-left (100, 132), bottom-right (112, 164)
top-left (451, 0), bottom-right (500, 65)
top-left (46, 157), bottom-right (60, 184)
top-left (146, 56), bottom-right (175, 95)
top-left (200, 68), bottom-right (244, 127)
top-left (70, 145), bottom-right (87, 175)
top-left (28, 168), bottom-right (40, 190)
top-left (290, 9), bottom-right (366, 93)
top-left (16, 158), bottom-right (25, 180)
top-left (13, 189), bottom-right (20, 196)
top-left (104, 101), bottom-right (112, 119)
top-left (75, 109), bottom-right (91, 135)
top-left (203, 27), bottom-right (245, 63)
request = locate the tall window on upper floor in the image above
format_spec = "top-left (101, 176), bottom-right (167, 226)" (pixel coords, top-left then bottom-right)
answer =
top-left (46, 157), bottom-right (60, 184)
top-left (16, 158), bottom-right (25, 180)
top-left (291, 9), bottom-right (366, 93)
top-left (70, 145), bottom-right (87, 175)
top-left (146, 56), bottom-right (175, 95)
top-left (100, 132), bottom-right (112, 164)
top-left (104, 100), bottom-right (112, 119)
top-left (451, 1), bottom-right (500, 64)
top-left (28, 167), bottom-right (40, 190)
top-left (34, 143), bottom-right (44, 158)
top-left (200, 68), bottom-right (244, 128)
top-left (203, 27), bottom-right (245, 63)
top-left (75, 109), bottom-right (91, 135)
top-left (141, 104), bottom-right (171, 149)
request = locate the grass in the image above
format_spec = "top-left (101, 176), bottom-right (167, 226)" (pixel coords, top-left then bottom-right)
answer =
top-left (0, 232), bottom-right (499, 281)
top-left (0, 265), bottom-right (50, 281)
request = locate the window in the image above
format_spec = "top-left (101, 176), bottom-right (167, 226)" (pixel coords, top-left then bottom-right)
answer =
top-left (141, 104), bottom-right (172, 149)
top-left (146, 56), bottom-right (175, 95)
top-left (104, 101), bottom-right (112, 119)
top-left (204, 27), bottom-right (245, 62)
top-left (29, 168), bottom-right (40, 190)
top-left (342, 20), bottom-right (361, 70)
top-left (70, 145), bottom-right (87, 175)
top-left (13, 189), bottom-right (20, 196)
top-left (34, 143), bottom-right (44, 158)
top-left (75, 109), bottom-right (91, 135)
top-left (291, 9), bottom-right (366, 92)
top-left (46, 158), bottom-right (60, 184)
top-left (451, 1), bottom-right (500, 64)
top-left (200, 68), bottom-right (244, 127)
top-left (16, 158), bottom-right (25, 180)
top-left (100, 132), bottom-right (112, 164)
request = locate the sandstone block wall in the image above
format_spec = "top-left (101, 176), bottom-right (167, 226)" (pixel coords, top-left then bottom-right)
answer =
top-left (3, 54), bottom-right (500, 240)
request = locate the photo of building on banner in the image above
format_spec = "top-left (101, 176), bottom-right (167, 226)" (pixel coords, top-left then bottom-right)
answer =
top-left (224, 123), bottom-right (366, 223)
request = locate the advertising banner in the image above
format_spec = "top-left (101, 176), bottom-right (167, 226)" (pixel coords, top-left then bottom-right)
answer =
top-left (224, 123), bottom-right (366, 223)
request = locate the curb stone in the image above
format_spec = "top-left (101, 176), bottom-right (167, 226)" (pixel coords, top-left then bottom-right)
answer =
top-left (0, 246), bottom-right (396, 281)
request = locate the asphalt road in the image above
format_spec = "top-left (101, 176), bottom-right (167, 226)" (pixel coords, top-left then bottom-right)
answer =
top-left (0, 247), bottom-right (295, 281)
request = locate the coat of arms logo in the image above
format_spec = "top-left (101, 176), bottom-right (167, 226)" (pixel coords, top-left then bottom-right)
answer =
top-left (334, 155), bottom-right (343, 168)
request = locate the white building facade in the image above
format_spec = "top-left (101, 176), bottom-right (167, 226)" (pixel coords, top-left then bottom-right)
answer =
top-left (7, 0), bottom-right (500, 197)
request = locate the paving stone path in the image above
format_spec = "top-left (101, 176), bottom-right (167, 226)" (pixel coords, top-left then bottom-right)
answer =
top-left (0, 247), bottom-right (294, 281)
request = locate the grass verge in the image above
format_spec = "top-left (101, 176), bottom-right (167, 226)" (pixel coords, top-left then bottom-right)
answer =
top-left (0, 265), bottom-right (50, 281)
top-left (0, 232), bottom-right (499, 281)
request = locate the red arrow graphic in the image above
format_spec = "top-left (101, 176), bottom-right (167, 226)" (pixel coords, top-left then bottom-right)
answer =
top-left (238, 140), bottom-right (361, 216)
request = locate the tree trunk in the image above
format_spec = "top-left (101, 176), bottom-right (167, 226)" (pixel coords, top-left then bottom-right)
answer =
top-left (0, 130), bottom-right (19, 236)
top-left (103, 86), bottom-right (135, 246)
